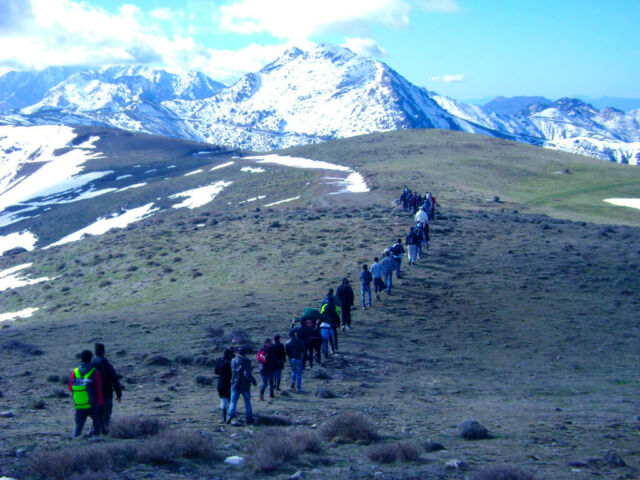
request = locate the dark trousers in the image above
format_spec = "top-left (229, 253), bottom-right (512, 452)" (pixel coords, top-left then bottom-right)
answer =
top-left (273, 369), bottom-right (283, 390)
top-left (341, 306), bottom-right (351, 327)
top-left (73, 405), bottom-right (101, 438)
top-left (260, 372), bottom-right (275, 397)
top-left (89, 400), bottom-right (113, 435)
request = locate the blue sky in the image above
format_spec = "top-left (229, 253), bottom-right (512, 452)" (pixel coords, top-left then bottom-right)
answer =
top-left (1, 0), bottom-right (638, 100)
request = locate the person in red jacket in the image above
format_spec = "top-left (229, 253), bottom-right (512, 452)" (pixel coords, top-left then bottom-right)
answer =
top-left (68, 349), bottom-right (104, 438)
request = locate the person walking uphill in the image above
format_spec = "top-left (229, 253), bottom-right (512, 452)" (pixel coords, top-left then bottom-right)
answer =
top-left (227, 345), bottom-right (257, 425)
top-left (257, 339), bottom-right (278, 400)
top-left (271, 334), bottom-right (286, 390)
top-left (69, 349), bottom-right (104, 438)
top-left (214, 347), bottom-right (234, 423)
top-left (321, 289), bottom-right (341, 351)
top-left (405, 227), bottom-right (418, 266)
top-left (360, 264), bottom-right (373, 309)
top-left (90, 343), bottom-right (122, 436)
top-left (371, 257), bottom-right (384, 301)
top-left (390, 238), bottom-right (405, 278)
top-left (285, 330), bottom-right (305, 392)
top-left (336, 278), bottom-right (355, 330)
top-left (381, 252), bottom-right (396, 295)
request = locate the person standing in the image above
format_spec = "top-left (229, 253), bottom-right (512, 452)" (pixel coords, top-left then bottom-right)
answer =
top-left (336, 278), bottom-right (355, 330)
top-left (285, 331), bottom-right (305, 392)
top-left (359, 264), bottom-right (373, 309)
top-left (390, 239), bottom-right (405, 278)
top-left (214, 347), bottom-right (235, 422)
top-left (381, 252), bottom-right (396, 295)
top-left (370, 257), bottom-right (384, 301)
top-left (405, 227), bottom-right (418, 266)
top-left (271, 334), bottom-right (286, 391)
top-left (321, 289), bottom-right (341, 351)
top-left (319, 318), bottom-right (333, 359)
top-left (69, 349), bottom-right (103, 438)
top-left (91, 343), bottom-right (122, 435)
top-left (227, 345), bottom-right (257, 425)
top-left (257, 339), bottom-right (277, 400)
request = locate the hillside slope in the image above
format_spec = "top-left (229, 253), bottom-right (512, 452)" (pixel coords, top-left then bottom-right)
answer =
top-left (0, 129), bottom-right (639, 480)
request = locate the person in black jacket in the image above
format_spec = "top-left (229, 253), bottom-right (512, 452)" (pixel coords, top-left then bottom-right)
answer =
top-left (271, 334), bottom-right (286, 390)
top-left (285, 331), bottom-right (305, 392)
top-left (336, 278), bottom-right (355, 330)
top-left (214, 347), bottom-right (235, 422)
top-left (91, 343), bottom-right (122, 435)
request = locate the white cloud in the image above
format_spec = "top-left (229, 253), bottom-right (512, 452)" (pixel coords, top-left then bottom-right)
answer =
top-left (150, 8), bottom-right (174, 20)
top-left (219, 0), bottom-right (412, 40)
top-left (341, 37), bottom-right (387, 57)
top-left (429, 73), bottom-right (466, 83)
top-left (416, 0), bottom-right (460, 13)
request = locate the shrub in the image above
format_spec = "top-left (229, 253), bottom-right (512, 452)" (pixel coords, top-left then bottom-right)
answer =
top-left (367, 441), bottom-right (422, 464)
top-left (248, 428), bottom-right (321, 473)
top-left (253, 414), bottom-right (292, 426)
top-left (321, 413), bottom-right (380, 444)
top-left (470, 465), bottom-right (537, 480)
top-left (109, 416), bottom-right (167, 439)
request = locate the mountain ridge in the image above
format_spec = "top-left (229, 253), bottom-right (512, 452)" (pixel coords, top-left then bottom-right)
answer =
top-left (0, 44), bottom-right (639, 164)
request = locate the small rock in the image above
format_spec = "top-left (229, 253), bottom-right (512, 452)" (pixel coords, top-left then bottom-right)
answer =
top-left (456, 420), bottom-right (489, 440)
top-left (424, 440), bottom-right (445, 452)
top-left (445, 459), bottom-right (466, 470)
top-left (145, 355), bottom-right (171, 366)
top-left (290, 471), bottom-right (305, 480)
top-left (312, 368), bottom-right (331, 380)
top-left (195, 376), bottom-right (213, 386)
top-left (15, 448), bottom-right (27, 457)
top-left (224, 455), bottom-right (244, 466)
top-left (0, 411), bottom-right (14, 418)
top-left (46, 374), bottom-right (60, 383)
top-left (603, 450), bottom-right (626, 467)
top-left (315, 388), bottom-right (336, 399)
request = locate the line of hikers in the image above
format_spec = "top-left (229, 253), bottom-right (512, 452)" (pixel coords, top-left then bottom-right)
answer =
top-left (212, 187), bottom-right (439, 425)
top-left (67, 187), bottom-right (438, 431)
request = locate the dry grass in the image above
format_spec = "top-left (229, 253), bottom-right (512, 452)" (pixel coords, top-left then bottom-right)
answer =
top-left (321, 413), bottom-right (380, 444)
top-left (248, 427), bottom-right (322, 473)
top-left (109, 415), bottom-right (167, 439)
top-left (367, 440), bottom-right (423, 464)
top-left (470, 465), bottom-right (537, 480)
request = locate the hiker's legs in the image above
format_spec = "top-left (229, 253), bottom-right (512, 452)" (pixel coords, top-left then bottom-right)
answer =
top-left (333, 326), bottom-right (339, 350)
top-left (328, 330), bottom-right (335, 353)
top-left (290, 358), bottom-right (302, 391)
top-left (240, 390), bottom-right (253, 423)
top-left (98, 400), bottom-right (112, 435)
top-left (259, 373), bottom-right (268, 398)
top-left (273, 368), bottom-right (281, 390)
top-left (73, 409), bottom-right (89, 438)
top-left (321, 337), bottom-right (329, 358)
top-left (341, 307), bottom-right (351, 327)
top-left (227, 388), bottom-right (239, 420)
top-left (220, 396), bottom-right (230, 421)
top-left (306, 343), bottom-right (314, 368)
top-left (395, 256), bottom-right (402, 278)
top-left (385, 273), bottom-right (392, 293)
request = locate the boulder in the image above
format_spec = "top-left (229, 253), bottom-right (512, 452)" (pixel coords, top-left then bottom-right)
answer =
top-left (456, 420), bottom-right (489, 440)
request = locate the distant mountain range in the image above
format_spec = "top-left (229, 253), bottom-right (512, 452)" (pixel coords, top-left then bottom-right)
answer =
top-left (0, 44), bottom-right (638, 164)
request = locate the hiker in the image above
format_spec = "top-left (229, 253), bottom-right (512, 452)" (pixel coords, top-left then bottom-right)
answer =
top-left (227, 345), bottom-right (257, 424)
top-left (68, 349), bottom-right (103, 438)
top-left (321, 289), bottom-right (341, 351)
top-left (400, 187), bottom-right (410, 212)
top-left (298, 308), bottom-right (322, 368)
top-left (381, 252), bottom-right (396, 295)
top-left (257, 338), bottom-right (277, 400)
top-left (427, 192), bottom-right (437, 220)
top-left (336, 278), bottom-right (355, 330)
top-left (90, 343), bottom-right (122, 436)
top-left (319, 318), bottom-right (333, 359)
top-left (285, 330), bottom-right (305, 392)
top-left (271, 334), bottom-right (286, 390)
top-left (214, 347), bottom-right (235, 422)
top-left (308, 318), bottom-right (322, 366)
top-left (370, 257), bottom-right (384, 301)
top-left (389, 238), bottom-right (405, 278)
top-left (406, 227), bottom-right (418, 265)
top-left (359, 264), bottom-right (373, 309)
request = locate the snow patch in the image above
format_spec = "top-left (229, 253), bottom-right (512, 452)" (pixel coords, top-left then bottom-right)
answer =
top-left (0, 307), bottom-right (39, 322)
top-left (211, 161), bottom-right (234, 171)
top-left (170, 181), bottom-right (233, 209)
top-left (118, 183), bottom-right (147, 192)
top-left (185, 169), bottom-right (203, 176)
top-left (239, 195), bottom-right (266, 204)
top-left (604, 198), bottom-right (640, 210)
top-left (116, 174), bottom-right (133, 180)
top-left (45, 203), bottom-right (159, 248)
top-left (240, 166), bottom-right (265, 173)
top-left (264, 196), bottom-right (301, 207)
top-left (0, 263), bottom-right (53, 291)
top-left (0, 230), bottom-right (38, 254)
top-left (244, 154), bottom-right (369, 193)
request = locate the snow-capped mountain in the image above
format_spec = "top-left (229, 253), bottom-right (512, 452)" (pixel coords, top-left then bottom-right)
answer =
top-left (1, 44), bottom-right (639, 164)
top-left (483, 96), bottom-right (552, 116)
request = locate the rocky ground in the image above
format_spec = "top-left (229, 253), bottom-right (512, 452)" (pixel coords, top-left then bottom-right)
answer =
top-left (1, 194), bottom-right (639, 479)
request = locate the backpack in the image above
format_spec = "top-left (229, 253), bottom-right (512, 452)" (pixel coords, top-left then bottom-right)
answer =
top-left (71, 367), bottom-right (96, 410)
top-left (257, 350), bottom-right (266, 364)
top-left (391, 243), bottom-right (403, 256)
